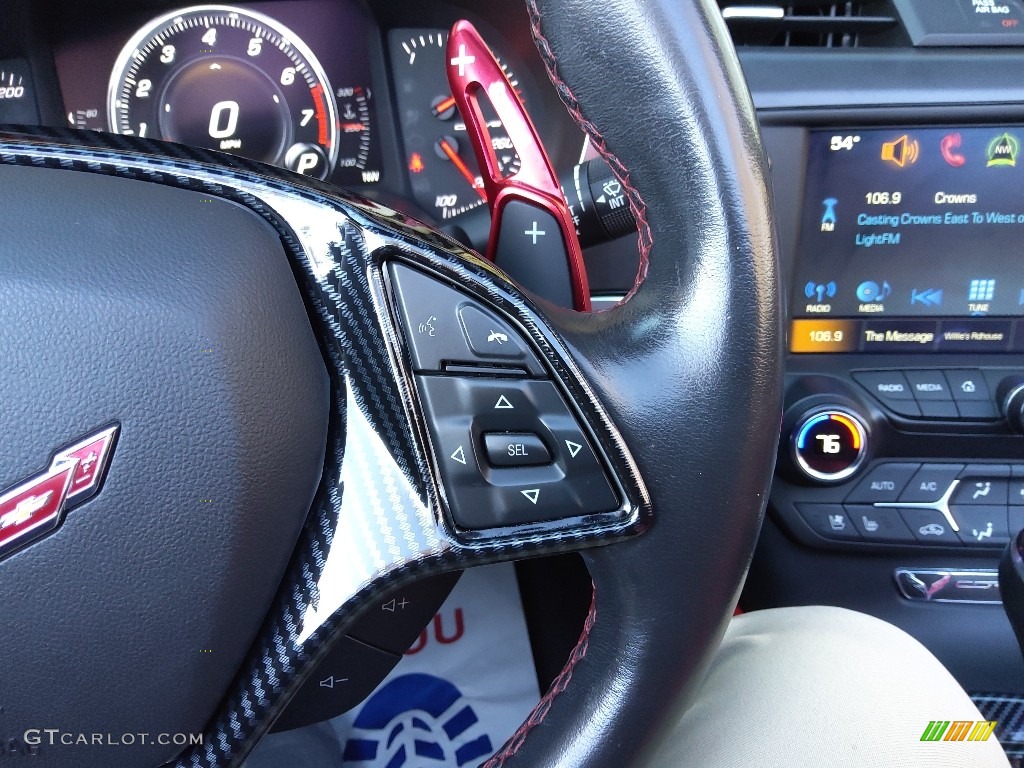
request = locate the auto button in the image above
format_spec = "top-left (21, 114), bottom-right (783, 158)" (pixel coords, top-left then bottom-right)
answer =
top-left (846, 462), bottom-right (919, 503)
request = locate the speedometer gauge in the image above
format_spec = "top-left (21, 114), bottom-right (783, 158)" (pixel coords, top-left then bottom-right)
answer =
top-left (107, 5), bottom-right (352, 180)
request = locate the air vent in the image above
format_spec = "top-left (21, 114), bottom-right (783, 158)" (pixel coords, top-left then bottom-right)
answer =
top-left (719, 0), bottom-right (899, 47)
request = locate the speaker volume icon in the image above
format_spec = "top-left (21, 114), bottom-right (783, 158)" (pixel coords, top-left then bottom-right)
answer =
top-left (881, 135), bottom-right (920, 168)
top-left (805, 281), bottom-right (837, 303)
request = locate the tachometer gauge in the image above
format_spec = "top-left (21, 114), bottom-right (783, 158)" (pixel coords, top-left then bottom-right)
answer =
top-left (108, 5), bottom-right (356, 180)
top-left (390, 29), bottom-right (521, 220)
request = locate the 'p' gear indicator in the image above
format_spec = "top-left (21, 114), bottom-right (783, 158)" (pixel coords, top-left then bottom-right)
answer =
top-left (792, 409), bottom-right (868, 483)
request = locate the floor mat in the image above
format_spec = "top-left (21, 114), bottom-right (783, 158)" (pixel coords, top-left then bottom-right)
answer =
top-left (245, 563), bottom-right (540, 767)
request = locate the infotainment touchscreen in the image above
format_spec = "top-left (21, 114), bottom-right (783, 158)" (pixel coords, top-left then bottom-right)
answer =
top-left (791, 126), bottom-right (1024, 354)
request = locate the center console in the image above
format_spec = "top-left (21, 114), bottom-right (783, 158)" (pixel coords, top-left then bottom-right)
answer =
top-left (743, 116), bottom-right (1024, 700)
top-left (771, 124), bottom-right (1024, 564)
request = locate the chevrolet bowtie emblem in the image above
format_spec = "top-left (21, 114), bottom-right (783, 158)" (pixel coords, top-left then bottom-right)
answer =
top-left (0, 425), bottom-right (118, 560)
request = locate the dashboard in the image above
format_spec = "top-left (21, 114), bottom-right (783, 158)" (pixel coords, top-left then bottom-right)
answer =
top-left (3, 0), bottom-right (1024, 759)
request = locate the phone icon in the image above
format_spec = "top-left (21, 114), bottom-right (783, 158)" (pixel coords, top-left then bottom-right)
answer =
top-left (941, 132), bottom-right (966, 168)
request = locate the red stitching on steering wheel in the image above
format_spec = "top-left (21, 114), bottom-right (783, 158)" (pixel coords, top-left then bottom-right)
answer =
top-left (484, 3), bottom-right (652, 762)
top-left (483, 585), bottom-right (597, 766)
top-left (523, 0), bottom-right (652, 300)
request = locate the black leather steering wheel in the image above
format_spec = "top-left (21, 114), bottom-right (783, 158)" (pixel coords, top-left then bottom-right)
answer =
top-left (0, 0), bottom-right (779, 766)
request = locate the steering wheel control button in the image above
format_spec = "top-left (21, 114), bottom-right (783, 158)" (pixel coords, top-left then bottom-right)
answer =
top-left (791, 410), bottom-right (867, 483)
top-left (898, 464), bottom-right (964, 503)
top-left (845, 462), bottom-right (920, 504)
top-left (852, 370), bottom-right (921, 417)
top-left (348, 571), bottom-right (462, 655)
top-left (493, 200), bottom-right (574, 309)
top-left (484, 432), bottom-right (552, 468)
top-left (415, 375), bottom-right (618, 529)
top-left (458, 304), bottom-right (538, 368)
top-left (388, 263), bottom-right (544, 375)
top-left (898, 508), bottom-right (962, 545)
top-left (270, 636), bottom-right (400, 733)
top-left (795, 503), bottom-right (862, 542)
top-left (950, 506), bottom-right (1010, 547)
top-left (845, 505), bottom-right (916, 543)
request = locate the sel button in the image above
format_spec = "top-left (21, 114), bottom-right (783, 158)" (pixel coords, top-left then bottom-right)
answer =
top-left (484, 433), bottom-right (552, 468)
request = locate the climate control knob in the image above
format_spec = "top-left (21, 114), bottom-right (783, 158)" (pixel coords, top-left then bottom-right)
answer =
top-left (998, 377), bottom-right (1024, 434)
top-left (791, 408), bottom-right (868, 484)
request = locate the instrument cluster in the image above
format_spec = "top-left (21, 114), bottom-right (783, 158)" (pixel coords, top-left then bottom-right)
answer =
top-left (45, 0), bottom-right (586, 225)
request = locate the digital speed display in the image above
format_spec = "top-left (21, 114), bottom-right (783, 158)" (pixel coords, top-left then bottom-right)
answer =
top-left (791, 126), bottom-right (1024, 354)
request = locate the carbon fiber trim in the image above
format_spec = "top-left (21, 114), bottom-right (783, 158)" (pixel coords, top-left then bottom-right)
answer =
top-left (973, 693), bottom-right (1024, 761)
top-left (0, 127), bottom-right (649, 767)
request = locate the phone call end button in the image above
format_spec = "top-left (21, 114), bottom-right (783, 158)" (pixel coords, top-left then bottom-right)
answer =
top-left (457, 303), bottom-right (539, 368)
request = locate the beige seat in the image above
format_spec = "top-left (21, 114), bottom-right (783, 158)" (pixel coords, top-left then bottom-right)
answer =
top-left (650, 606), bottom-right (1012, 768)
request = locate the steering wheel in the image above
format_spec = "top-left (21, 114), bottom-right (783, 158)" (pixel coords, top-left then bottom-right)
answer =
top-left (0, 0), bottom-right (779, 766)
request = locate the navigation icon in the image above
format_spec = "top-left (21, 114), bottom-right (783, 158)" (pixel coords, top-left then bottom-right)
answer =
top-left (521, 489), bottom-right (540, 504)
top-left (987, 132), bottom-right (1019, 167)
top-left (565, 440), bottom-right (583, 458)
top-left (494, 395), bottom-right (514, 409)
top-left (450, 446), bottom-right (467, 465)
